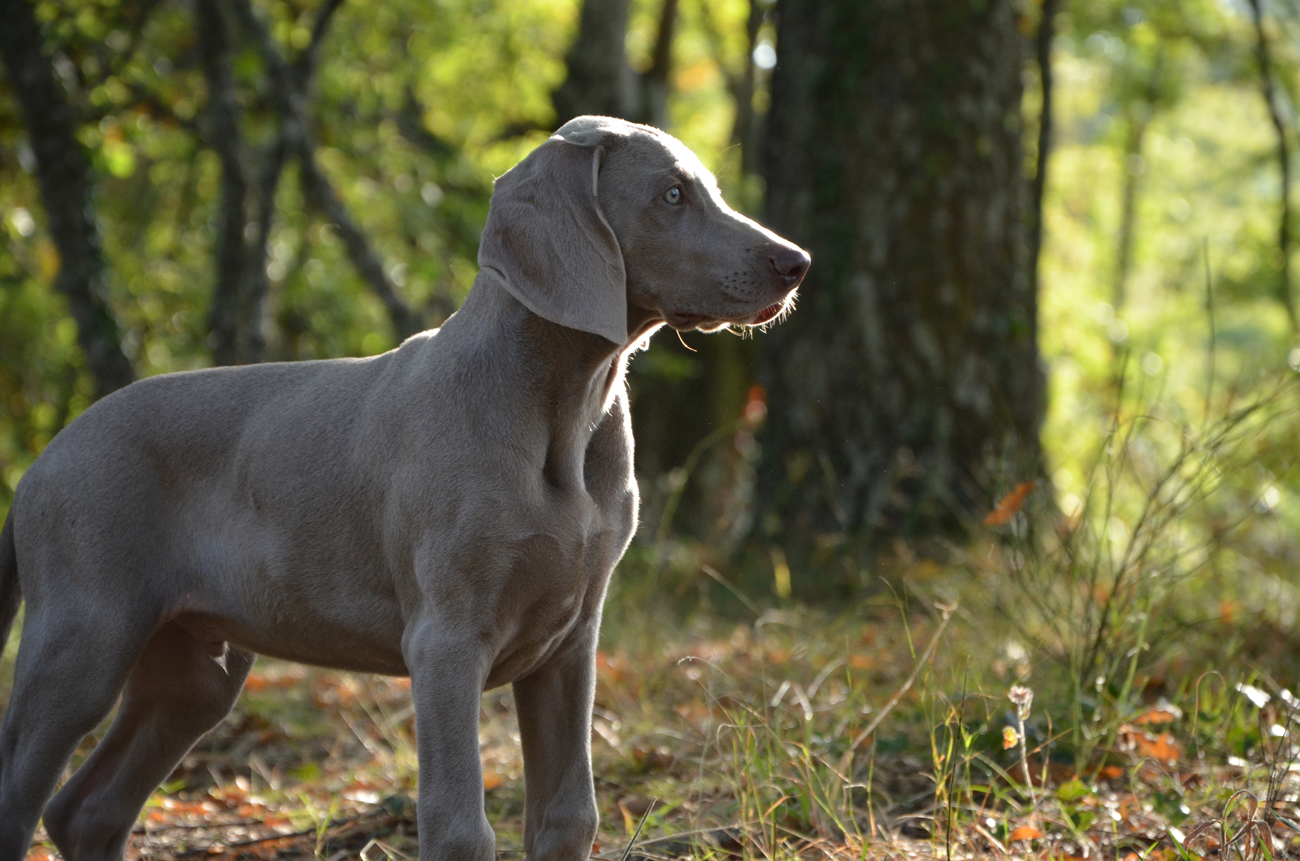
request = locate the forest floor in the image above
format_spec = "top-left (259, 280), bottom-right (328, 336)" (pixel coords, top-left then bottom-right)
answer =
top-left (18, 590), bottom-right (1300, 861)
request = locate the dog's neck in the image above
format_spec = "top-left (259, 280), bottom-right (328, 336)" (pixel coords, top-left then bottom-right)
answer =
top-left (448, 272), bottom-right (662, 490)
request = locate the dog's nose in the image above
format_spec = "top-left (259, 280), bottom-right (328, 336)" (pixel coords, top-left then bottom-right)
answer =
top-left (769, 247), bottom-right (811, 287)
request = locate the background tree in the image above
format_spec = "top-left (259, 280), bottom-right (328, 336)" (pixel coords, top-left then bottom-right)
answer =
top-left (185, 0), bottom-right (423, 364)
top-left (0, 0), bottom-right (1292, 576)
top-left (0, 0), bottom-right (134, 398)
top-left (1076, 3), bottom-right (1190, 315)
top-left (754, 0), bottom-right (1043, 577)
top-left (1028, 0), bottom-right (1061, 303)
top-left (551, 0), bottom-right (683, 129)
top-left (1247, 0), bottom-right (1298, 332)
top-left (552, 0), bottom-right (635, 122)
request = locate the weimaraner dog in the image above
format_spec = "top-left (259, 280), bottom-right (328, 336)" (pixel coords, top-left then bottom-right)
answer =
top-left (0, 115), bottom-right (809, 860)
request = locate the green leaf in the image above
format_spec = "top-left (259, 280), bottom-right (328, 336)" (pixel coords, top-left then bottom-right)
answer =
top-left (1056, 777), bottom-right (1093, 803)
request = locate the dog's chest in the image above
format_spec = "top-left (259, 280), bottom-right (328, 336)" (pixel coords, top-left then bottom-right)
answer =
top-left (481, 485), bottom-right (631, 687)
top-left (480, 426), bottom-right (637, 687)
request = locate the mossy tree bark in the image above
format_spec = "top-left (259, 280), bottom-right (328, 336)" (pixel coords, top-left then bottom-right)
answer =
top-left (757, 0), bottom-right (1044, 559)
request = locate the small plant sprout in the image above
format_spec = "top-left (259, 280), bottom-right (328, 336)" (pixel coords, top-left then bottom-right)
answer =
top-left (1008, 685), bottom-right (1037, 808)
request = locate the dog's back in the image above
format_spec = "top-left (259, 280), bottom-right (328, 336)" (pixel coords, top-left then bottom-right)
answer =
top-left (7, 337), bottom-right (444, 670)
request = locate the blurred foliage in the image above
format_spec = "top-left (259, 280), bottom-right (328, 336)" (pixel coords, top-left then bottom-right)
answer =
top-left (0, 0), bottom-right (759, 511)
top-left (1040, 0), bottom-right (1295, 494)
top-left (1, 0), bottom-right (1300, 595)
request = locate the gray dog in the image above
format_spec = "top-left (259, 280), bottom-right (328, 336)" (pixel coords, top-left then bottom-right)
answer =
top-left (0, 115), bottom-right (808, 860)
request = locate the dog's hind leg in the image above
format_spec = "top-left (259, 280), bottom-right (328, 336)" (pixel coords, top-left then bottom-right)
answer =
top-left (0, 513), bottom-right (20, 660)
top-left (41, 622), bottom-right (253, 861)
top-left (0, 606), bottom-right (152, 861)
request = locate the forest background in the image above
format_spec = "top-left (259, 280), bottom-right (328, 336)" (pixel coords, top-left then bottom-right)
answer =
top-left (3, 0), bottom-right (1300, 857)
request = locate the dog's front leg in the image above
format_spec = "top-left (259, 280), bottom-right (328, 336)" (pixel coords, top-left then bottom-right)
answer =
top-left (513, 621), bottom-right (601, 861)
top-left (404, 622), bottom-right (495, 861)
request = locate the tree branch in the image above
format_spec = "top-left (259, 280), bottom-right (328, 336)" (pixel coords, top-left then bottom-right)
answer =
top-left (698, 0), bottom-right (765, 173)
top-left (294, 0), bottom-right (345, 86)
top-left (227, 0), bottom-right (422, 341)
top-left (0, 0), bottom-right (135, 399)
top-left (395, 86), bottom-right (456, 156)
top-left (225, 0), bottom-right (292, 96)
top-left (1248, 0), bottom-right (1298, 333)
top-left (298, 144), bottom-right (423, 339)
top-left (87, 0), bottom-right (164, 90)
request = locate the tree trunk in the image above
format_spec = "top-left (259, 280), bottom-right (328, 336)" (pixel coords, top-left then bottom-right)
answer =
top-left (1110, 53), bottom-right (1162, 315)
top-left (1028, 0), bottom-right (1059, 303)
top-left (553, 0), bottom-right (680, 130)
top-left (637, 0), bottom-right (679, 129)
top-left (196, 0), bottom-right (267, 366)
top-left (1111, 113), bottom-right (1148, 312)
top-left (756, 0), bottom-right (1042, 562)
top-left (552, 0), bottom-right (636, 124)
top-left (0, 0), bottom-right (135, 400)
top-left (734, 0), bottom-right (766, 176)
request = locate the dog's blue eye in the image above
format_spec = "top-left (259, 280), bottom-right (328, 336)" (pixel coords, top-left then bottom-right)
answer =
top-left (662, 187), bottom-right (682, 205)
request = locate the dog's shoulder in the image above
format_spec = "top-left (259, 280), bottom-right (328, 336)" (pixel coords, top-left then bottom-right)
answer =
top-left (584, 384), bottom-right (637, 520)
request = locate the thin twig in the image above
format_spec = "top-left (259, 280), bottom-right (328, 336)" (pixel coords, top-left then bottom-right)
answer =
top-left (699, 565), bottom-right (763, 618)
top-left (1203, 240), bottom-right (1216, 424)
top-left (843, 604), bottom-right (956, 764)
top-left (619, 798), bottom-right (657, 861)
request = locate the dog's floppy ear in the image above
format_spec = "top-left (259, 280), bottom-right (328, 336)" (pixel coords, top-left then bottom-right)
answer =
top-left (478, 131), bottom-right (627, 345)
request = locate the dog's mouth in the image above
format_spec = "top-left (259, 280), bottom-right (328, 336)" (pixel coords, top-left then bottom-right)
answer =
top-left (739, 292), bottom-right (797, 328)
top-left (664, 311), bottom-right (707, 331)
top-left (751, 302), bottom-right (786, 325)
top-left (663, 293), bottom-right (795, 332)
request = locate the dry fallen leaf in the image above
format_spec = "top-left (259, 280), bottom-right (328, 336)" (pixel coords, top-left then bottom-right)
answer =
top-left (1133, 702), bottom-right (1184, 725)
top-left (1135, 731), bottom-right (1182, 763)
top-left (1008, 825), bottom-right (1044, 841)
top-left (1119, 723), bottom-right (1183, 763)
top-left (243, 672), bottom-right (300, 693)
top-left (984, 481), bottom-right (1035, 526)
top-left (617, 795), bottom-right (655, 834)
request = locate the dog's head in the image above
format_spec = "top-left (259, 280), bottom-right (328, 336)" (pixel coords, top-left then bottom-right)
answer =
top-left (478, 116), bottom-right (810, 345)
